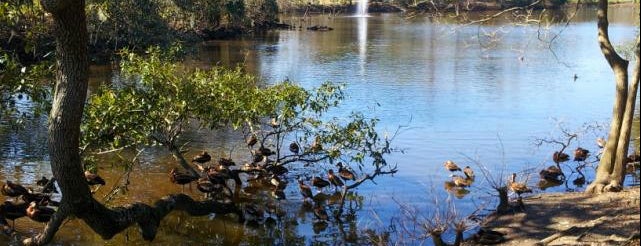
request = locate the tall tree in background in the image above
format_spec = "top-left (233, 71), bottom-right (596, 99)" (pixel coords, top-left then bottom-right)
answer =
top-left (586, 0), bottom-right (640, 194)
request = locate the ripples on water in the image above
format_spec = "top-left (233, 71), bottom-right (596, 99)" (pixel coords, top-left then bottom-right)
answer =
top-left (1, 5), bottom-right (640, 245)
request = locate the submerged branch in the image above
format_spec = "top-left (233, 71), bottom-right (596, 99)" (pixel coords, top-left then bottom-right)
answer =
top-left (23, 194), bottom-right (243, 245)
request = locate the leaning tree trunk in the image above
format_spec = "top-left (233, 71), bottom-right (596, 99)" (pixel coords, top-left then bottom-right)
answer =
top-left (585, 0), bottom-right (639, 194)
top-left (24, 1), bottom-right (242, 245)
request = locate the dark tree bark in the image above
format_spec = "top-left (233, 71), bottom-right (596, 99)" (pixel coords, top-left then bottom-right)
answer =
top-left (586, 0), bottom-right (640, 194)
top-left (23, 1), bottom-right (242, 245)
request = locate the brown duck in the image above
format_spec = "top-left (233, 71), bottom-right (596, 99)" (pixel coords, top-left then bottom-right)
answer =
top-left (289, 142), bottom-right (300, 154)
top-left (508, 173), bottom-right (532, 197)
top-left (539, 166), bottom-right (564, 181)
top-left (312, 177), bottom-right (330, 191)
top-left (443, 160), bottom-right (462, 172)
top-left (246, 134), bottom-right (258, 147)
top-left (26, 201), bottom-right (55, 223)
top-left (337, 163), bottom-right (356, 181)
top-left (85, 170), bottom-right (106, 186)
top-left (0, 201), bottom-right (28, 227)
top-left (169, 168), bottom-right (198, 191)
top-left (327, 169), bottom-right (344, 189)
top-left (192, 151), bottom-right (212, 164)
top-left (463, 166), bottom-right (475, 179)
top-left (298, 179), bottom-right (313, 201)
top-left (573, 147), bottom-right (589, 161)
top-left (452, 175), bottom-right (472, 187)
top-left (2, 180), bottom-right (29, 197)
top-left (552, 151), bottom-right (570, 163)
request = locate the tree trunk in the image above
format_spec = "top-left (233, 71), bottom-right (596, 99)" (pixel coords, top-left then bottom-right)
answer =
top-left (585, 0), bottom-right (636, 194)
top-left (24, 1), bottom-right (243, 245)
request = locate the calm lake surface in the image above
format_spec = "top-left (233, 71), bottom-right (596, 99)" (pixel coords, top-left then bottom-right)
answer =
top-left (1, 4), bottom-right (640, 245)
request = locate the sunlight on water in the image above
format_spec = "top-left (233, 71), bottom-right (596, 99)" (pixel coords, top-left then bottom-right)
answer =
top-left (1, 5), bottom-right (640, 245)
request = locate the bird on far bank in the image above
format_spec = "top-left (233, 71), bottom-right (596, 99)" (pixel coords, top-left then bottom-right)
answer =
top-left (444, 160), bottom-right (462, 172)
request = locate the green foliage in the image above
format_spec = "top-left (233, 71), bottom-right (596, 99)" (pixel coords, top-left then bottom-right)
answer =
top-left (0, 49), bottom-right (53, 120)
top-left (82, 45), bottom-right (305, 149)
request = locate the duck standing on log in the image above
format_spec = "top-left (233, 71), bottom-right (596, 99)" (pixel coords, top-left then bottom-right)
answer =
top-left (337, 162), bottom-right (356, 181)
top-left (508, 173), bottom-right (532, 198)
top-left (327, 169), bottom-right (344, 190)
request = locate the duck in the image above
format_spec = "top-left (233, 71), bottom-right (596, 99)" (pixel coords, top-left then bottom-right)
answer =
top-left (539, 165), bottom-right (564, 181)
top-left (311, 176), bottom-right (330, 191)
top-left (313, 204), bottom-right (329, 221)
top-left (246, 134), bottom-right (258, 147)
top-left (552, 151), bottom-right (570, 163)
top-left (337, 163), bottom-right (356, 181)
top-left (218, 157), bottom-right (236, 167)
top-left (270, 118), bottom-right (280, 128)
top-left (508, 173), bottom-right (532, 197)
top-left (266, 164), bottom-right (288, 176)
top-left (289, 142), bottom-right (300, 154)
top-left (196, 177), bottom-right (221, 196)
top-left (169, 168), bottom-right (198, 192)
top-left (463, 166), bottom-right (475, 179)
top-left (36, 176), bottom-right (58, 193)
top-left (26, 201), bottom-right (55, 223)
top-left (327, 169), bottom-right (344, 189)
top-left (452, 175), bottom-right (472, 187)
top-left (270, 175), bottom-right (287, 190)
top-left (596, 137), bottom-right (606, 148)
top-left (21, 190), bottom-right (56, 206)
top-left (85, 170), bottom-right (106, 186)
top-left (259, 146), bottom-right (275, 156)
top-left (473, 228), bottom-right (505, 245)
top-left (0, 201), bottom-right (28, 227)
top-left (298, 178), bottom-right (313, 201)
top-left (36, 177), bottom-right (50, 186)
top-left (310, 136), bottom-right (323, 152)
top-left (443, 160), bottom-right (462, 172)
top-left (2, 180), bottom-right (29, 197)
top-left (573, 176), bottom-right (586, 186)
top-left (192, 151), bottom-right (212, 164)
top-left (574, 147), bottom-right (590, 161)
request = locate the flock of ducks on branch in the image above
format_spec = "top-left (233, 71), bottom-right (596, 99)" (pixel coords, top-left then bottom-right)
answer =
top-left (1, 171), bottom-right (105, 229)
top-left (167, 133), bottom-right (358, 223)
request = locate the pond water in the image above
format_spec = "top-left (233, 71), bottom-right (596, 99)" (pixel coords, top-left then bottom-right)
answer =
top-left (1, 4), bottom-right (640, 245)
